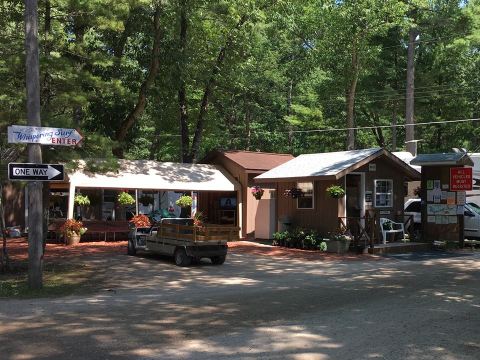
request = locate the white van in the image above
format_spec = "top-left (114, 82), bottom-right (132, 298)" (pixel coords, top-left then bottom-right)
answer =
top-left (404, 198), bottom-right (480, 239)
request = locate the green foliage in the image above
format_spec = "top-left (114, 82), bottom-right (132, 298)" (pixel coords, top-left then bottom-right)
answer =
top-left (272, 228), bottom-right (326, 251)
top-left (2, 0), bottom-right (480, 161)
top-left (117, 192), bottom-right (135, 205)
top-left (176, 195), bottom-right (193, 208)
top-left (326, 185), bottom-right (346, 198)
top-left (74, 194), bottom-right (91, 206)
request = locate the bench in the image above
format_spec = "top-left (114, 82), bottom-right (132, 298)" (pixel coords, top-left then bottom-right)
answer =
top-left (379, 218), bottom-right (405, 244)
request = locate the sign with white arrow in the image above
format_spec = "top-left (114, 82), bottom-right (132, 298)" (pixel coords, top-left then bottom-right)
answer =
top-left (8, 163), bottom-right (64, 181)
top-left (8, 125), bottom-right (83, 146)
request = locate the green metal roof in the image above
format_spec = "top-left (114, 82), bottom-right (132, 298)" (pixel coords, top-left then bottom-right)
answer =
top-left (411, 152), bottom-right (474, 166)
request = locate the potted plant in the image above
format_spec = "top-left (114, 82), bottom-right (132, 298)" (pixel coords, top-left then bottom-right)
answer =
top-left (176, 195), bottom-right (192, 218)
top-left (74, 193), bottom-right (90, 220)
top-left (251, 186), bottom-right (265, 200)
top-left (129, 214), bottom-right (151, 228)
top-left (283, 188), bottom-right (303, 199)
top-left (326, 228), bottom-right (352, 254)
top-left (117, 191), bottom-right (135, 206)
top-left (326, 185), bottom-right (345, 199)
top-left (60, 219), bottom-right (87, 246)
top-left (176, 195), bottom-right (192, 208)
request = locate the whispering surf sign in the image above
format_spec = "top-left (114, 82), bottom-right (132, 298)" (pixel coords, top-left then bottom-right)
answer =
top-left (8, 125), bottom-right (83, 146)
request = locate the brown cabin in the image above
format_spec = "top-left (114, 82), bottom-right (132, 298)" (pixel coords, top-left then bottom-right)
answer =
top-left (255, 148), bottom-right (421, 243)
top-left (204, 150), bottom-right (294, 238)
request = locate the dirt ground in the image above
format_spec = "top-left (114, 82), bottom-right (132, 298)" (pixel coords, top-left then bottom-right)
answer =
top-left (4, 238), bottom-right (376, 264)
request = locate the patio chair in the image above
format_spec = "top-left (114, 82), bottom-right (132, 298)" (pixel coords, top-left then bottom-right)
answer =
top-left (379, 218), bottom-right (405, 244)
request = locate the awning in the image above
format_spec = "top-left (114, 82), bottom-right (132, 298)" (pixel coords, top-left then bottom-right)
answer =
top-left (68, 159), bottom-right (240, 192)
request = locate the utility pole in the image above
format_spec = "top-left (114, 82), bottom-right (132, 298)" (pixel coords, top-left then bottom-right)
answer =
top-left (25, 0), bottom-right (43, 289)
top-left (405, 27), bottom-right (419, 156)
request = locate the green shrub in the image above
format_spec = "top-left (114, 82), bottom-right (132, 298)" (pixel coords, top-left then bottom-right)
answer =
top-left (272, 228), bottom-right (326, 251)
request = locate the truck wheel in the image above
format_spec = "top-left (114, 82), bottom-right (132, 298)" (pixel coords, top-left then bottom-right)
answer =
top-left (127, 239), bottom-right (136, 256)
top-left (211, 255), bottom-right (226, 265)
top-left (174, 248), bottom-right (191, 267)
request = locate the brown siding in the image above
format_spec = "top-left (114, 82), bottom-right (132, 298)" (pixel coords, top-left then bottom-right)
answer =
top-left (358, 155), bottom-right (407, 222)
top-left (208, 155), bottom-right (249, 237)
top-left (277, 180), bottom-right (341, 236)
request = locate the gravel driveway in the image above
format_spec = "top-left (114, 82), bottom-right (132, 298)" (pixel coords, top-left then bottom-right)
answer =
top-left (1, 245), bottom-right (479, 360)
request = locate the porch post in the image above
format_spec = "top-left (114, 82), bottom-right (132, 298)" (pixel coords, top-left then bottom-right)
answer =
top-left (135, 189), bottom-right (139, 215)
top-left (67, 183), bottom-right (75, 219)
top-left (237, 187), bottom-right (243, 238)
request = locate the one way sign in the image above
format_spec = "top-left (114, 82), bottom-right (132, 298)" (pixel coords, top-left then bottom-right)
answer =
top-left (8, 163), bottom-right (64, 181)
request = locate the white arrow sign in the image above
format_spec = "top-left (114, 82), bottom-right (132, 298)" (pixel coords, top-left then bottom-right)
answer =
top-left (8, 125), bottom-right (83, 146)
top-left (8, 163), bottom-right (64, 181)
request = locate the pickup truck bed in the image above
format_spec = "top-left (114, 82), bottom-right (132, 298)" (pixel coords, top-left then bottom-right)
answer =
top-left (128, 218), bottom-right (239, 266)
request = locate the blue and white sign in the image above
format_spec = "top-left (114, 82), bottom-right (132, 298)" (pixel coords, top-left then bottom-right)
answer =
top-left (8, 125), bottom-right (83, 146)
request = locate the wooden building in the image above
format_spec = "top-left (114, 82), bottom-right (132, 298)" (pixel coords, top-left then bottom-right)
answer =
top-left (204, 150), bottom-right (294, 238)
top-left (255, 148), bottom-right (421, 242)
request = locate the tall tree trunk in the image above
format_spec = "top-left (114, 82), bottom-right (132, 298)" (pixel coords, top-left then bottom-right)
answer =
top-left (187, 14), bottom-right (249, 163)
top-left (392, 47), bottom-right (399, 151)
top-left (405, 27), bottom-right (418, 155)
top-left (0, 182), bottom-right (10, 272)
top-left (346, 45), bottom-right (359, 150)
top-left (178, 0), bottom-right (190, 162)
top-left (114, 4), bottom-right (163, 157)
top-left (25, 0), bottom-right (43, 289)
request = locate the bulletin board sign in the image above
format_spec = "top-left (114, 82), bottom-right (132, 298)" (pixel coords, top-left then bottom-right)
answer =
top-left (450, 167), bottom-right (472, 191)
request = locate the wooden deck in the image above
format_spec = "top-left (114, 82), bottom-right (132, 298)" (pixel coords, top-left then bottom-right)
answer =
top-left (48, 220), bottom-right (131, 242)
top-left (368, 242), bottom-right (432, 255)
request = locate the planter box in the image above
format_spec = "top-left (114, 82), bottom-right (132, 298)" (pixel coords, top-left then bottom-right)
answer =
top-left (326, 239), bottom-right (351, 254)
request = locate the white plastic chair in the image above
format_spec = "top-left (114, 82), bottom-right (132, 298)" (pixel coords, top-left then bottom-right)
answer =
top-left (379, 218), bottom-right (405, 244)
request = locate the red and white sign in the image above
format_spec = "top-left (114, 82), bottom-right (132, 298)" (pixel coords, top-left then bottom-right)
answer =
top-left (450, 167), bottom-right (472, 191)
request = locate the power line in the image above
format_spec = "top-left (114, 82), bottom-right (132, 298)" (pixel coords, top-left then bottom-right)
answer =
top-left (288, 117), bottom-right (480, 134)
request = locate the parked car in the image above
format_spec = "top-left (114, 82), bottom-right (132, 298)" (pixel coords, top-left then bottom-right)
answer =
top-left (404, 198), bottom-right (480, 238)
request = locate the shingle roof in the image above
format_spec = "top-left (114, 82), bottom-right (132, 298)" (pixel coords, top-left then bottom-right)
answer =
top-left (219, 151), bottom-right (294, 171)
top-left (255, 148), bottom-right (420, 182)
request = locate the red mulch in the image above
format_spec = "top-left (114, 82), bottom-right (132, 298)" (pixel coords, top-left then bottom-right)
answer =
top-left (4, 238), bottom-right (376, 263)
top-left (5, 237), bottom-right (128, 262)
top-left (228, 241), bottom-right (377, 261)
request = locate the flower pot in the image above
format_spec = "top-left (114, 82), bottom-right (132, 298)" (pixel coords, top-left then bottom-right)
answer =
top-left (253, 194), bottom-right (263, 200)
top-left (326, 239), bottom-right (351, 254)
top-left (66, 233), bottom-right (81, 246)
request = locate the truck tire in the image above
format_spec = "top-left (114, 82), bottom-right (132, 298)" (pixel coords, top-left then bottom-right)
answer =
top-left (211, 255), bottom-right (226, 265)
top-left (127, 239), bottom-right (136, 256)
top-left (174, 248), bottom-right (192, 267)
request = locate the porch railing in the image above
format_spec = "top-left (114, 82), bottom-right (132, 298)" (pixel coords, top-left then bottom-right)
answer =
top-left (338, 213), bottom-right (416, 248)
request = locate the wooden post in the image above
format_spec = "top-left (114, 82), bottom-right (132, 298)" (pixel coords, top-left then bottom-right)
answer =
top-left (25, 0), bottom-right (43, 289)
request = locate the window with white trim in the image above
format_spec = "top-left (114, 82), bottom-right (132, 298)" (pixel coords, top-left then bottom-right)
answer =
top-left (374, 179), bottom-right (393, 207)
top-left (297, 182), bottom-right (314, 209)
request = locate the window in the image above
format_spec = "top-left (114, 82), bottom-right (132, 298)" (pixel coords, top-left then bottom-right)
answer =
top-left (374, 179), bottom-right (393, 207)
top-left (297, 182), bottom-right (314, 209)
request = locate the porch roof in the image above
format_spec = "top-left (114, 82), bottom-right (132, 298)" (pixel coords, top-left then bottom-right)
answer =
top-left (68, 159), bottom-right (240, 192)
top-left (255, 148), bottom-right (420, 183)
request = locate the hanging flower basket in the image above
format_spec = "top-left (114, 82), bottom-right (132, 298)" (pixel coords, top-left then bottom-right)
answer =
top-left (326, 185), bottom-right (345, 199)
top-left (284, 188), bottom-right (304, 199)
top-left (251, 186), bottom-right (265, 200)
